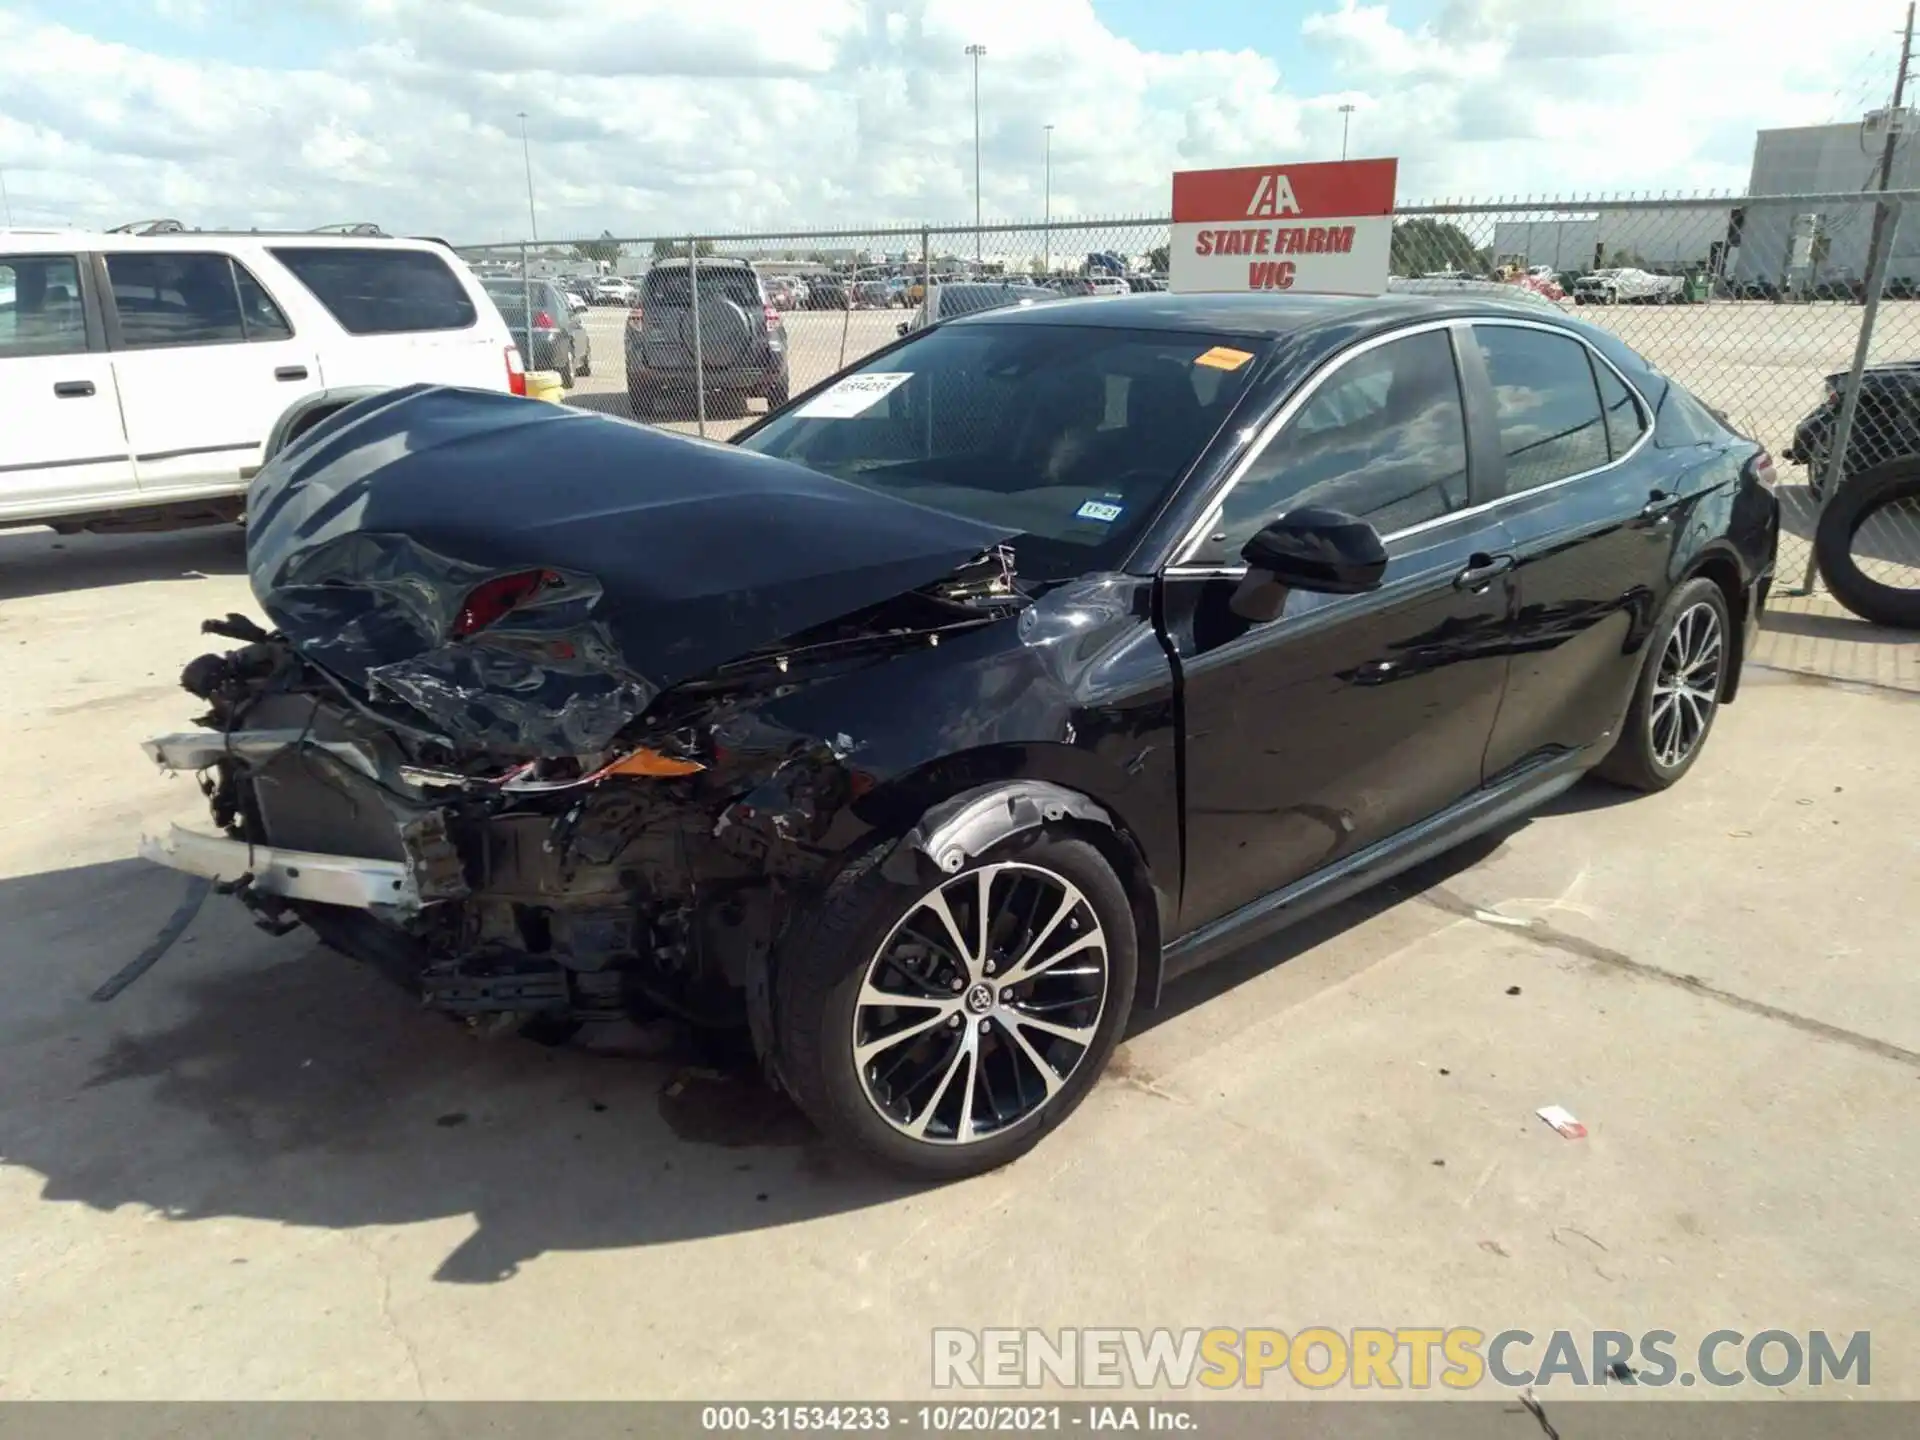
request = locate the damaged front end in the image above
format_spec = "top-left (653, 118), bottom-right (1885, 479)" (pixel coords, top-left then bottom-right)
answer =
top-left (140, 385), bottom-right (1028, 1057)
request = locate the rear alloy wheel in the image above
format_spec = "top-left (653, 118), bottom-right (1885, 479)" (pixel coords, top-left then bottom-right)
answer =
top-left (776, 836), bottom-right (1136, 1178)
top-left (1595, 577), bottom-right (1731, 791)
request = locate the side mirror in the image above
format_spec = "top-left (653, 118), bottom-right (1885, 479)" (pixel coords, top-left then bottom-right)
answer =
top-left (1230, 508), bottom-right (1388, 622)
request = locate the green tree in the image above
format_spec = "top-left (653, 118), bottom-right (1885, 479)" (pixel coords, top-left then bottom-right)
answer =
top-left (1146, 244), bottom-right (1170, 273)
top-left (651, 238), bottom-right (717, 259)
top-left (570, 234), bottom-right (625, 268)
top-left (1390, 218), bottom-right (1482, 276)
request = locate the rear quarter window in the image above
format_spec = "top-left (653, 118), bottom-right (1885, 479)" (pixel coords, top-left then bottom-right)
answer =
top-left (269, 246), bottom-right (478, 335)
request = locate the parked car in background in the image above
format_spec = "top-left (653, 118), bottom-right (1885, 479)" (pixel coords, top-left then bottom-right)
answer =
top-left (144, 291), bottom-right (1776, 1177)
top-left (625, 257), bottom-right (788, 415)
top-left (555, 279), bottom-right (592, 314)
top-left (1785, 360), bottom-right (1920, 498)
top-left (0, 227), bottom-right (520, 535)
top-left (483, 277), bottom-right (592, 386)
top-left (590, 275), bottom-right (638, 307)
top-left (805, 277), bottom-right (850, 310)
top-left (763, 276), bottom-right (799, 310)
top-left (852, 280), bottom-right (892, 308)
top-left (1085, 276), bottom-right (1129, 297)
top-left (1573, 268), bottom-right (1686, 305)
top-left (897, 280), bottom-right (1060, 335)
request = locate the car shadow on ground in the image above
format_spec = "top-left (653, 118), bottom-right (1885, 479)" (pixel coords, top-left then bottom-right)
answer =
top-left (0, 525), bottom-right (247, 602)
top-left (0, 793), bottom-right (1581, 1284)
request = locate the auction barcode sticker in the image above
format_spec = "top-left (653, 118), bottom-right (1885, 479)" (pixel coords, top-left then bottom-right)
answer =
top-left (795, 372), bottom-right (913, 419)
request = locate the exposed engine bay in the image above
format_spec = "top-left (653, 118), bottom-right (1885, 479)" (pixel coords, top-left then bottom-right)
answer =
top-left (147, 542), bottom-right (1026, 1047)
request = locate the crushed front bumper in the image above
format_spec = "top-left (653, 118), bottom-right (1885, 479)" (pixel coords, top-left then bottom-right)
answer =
top-left (140, 825), bottom-right (420, 912)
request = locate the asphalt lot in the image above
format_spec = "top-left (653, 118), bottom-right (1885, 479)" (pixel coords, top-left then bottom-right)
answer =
top-left (1, 521), bottom-right (1916, 1399)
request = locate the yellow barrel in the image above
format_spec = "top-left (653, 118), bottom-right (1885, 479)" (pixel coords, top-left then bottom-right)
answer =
top-left (524, 370), bottom-right (566, 404)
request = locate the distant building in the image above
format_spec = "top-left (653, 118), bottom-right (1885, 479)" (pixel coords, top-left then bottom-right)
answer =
top-left (1492, 209), bottom-right (1731, 275)
top-left (1733, 113), bottom-right (1920, 289)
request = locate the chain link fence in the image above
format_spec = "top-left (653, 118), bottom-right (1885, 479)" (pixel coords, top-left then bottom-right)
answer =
top-left (461, 191), bottom-right (1920, 605)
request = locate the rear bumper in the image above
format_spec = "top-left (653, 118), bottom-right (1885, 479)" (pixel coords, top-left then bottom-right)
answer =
top-left (141, 824), bottom-right (418, 912)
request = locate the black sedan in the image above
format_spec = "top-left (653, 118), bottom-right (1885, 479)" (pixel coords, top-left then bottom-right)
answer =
top-left (141, 293), bottom-right (1777, 1180)
top-left (483, 278), bottom-right (592, 387)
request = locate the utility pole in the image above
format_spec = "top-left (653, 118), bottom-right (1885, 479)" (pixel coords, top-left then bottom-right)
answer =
top-left (0, 165), bottom-right (13, 227)
top-left (518, 111), bottom-right (538, 243)
top-left (1873, 3), bottom-right (1916, 194)
top-left (966, 44), bottom-right (987, 265)
top-left (1338, 103), bottom-right (1356, 162)
top-left (1043, 124), bottom-right (1054, 276)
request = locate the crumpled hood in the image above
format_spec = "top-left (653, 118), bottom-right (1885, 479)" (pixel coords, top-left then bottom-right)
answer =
top-left (246, 385), bottom-right (1013, 755)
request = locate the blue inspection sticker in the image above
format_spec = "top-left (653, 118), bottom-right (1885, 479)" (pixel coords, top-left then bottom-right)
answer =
top-left (1075, 499), bottom-right (1124, 523)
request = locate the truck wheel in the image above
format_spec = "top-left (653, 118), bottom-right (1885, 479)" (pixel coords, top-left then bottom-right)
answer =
top-left (775, 833), bottom-right (1137, 1179)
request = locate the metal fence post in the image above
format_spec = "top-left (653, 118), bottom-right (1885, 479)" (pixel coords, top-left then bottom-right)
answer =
top-left (1797, 197), bottom-right (1901, 592)
top-left (689, 236), bottom-right (706, 438)
top-left (518, 242), bottom-right (533, 376)
top-left (921, 225), bottom-right (931, 314)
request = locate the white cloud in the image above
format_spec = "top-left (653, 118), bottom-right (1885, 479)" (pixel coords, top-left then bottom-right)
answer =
top-left (0, 0), bottom-right (1899, 248)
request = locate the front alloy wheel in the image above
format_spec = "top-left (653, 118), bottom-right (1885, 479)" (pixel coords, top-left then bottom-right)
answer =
top-left (774, 833), bottom-right (1137, 1178)
top-left (854, 862), bottom-right (1109, 1145)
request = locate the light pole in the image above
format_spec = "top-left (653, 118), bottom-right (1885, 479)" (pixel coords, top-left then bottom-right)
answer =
top-left (517, 111), bottom-right (538, 243)
top-left (1338, 103), bottom-right (1356, 162)
top-left (1043, 124), bottom-right (1054, 276)
top-left (966, 43), bottom-right (986, 265)
top-left (0, 165), bottom-right (12, 227)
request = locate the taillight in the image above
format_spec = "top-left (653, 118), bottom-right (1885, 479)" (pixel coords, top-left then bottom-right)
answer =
top-left (505, 345), bottom-right (527, 396)
top-left (533, 309), bottom-right (554, 328)
top-left (763, 303), bottom-right (779, 329)
top-left (452, 569), bottom-right (559, 638)
top-left (626, 305), bottom-right (645, 333)
top-left (1751, 449), bottom-right (1778, 490)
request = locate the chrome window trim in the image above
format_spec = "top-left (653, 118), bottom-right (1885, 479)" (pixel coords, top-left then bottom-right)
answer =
top-left (1167, 313), bottom-right (1654, 573)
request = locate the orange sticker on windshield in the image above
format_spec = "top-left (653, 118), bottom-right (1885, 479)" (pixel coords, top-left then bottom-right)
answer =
top-left (1194, 346), bottom-right (1255, 371)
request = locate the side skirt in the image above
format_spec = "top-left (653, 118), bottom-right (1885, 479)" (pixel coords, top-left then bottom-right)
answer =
top-left (1158, 747), bottom-right (1593, 986)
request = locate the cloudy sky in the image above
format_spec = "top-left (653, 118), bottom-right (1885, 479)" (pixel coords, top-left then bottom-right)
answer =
top-left (0, 0), bottom-right (1901, 247)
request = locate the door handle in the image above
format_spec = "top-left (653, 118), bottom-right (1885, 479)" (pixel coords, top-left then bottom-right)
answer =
top-left (52, 380), bottom-right (96, 398)
top-left (1639, 488), bottom-right (1684, 522)
top-left (274, 365), bottom-right (309, 382)
top-left (1452, 552), bottom-right (1515, 592)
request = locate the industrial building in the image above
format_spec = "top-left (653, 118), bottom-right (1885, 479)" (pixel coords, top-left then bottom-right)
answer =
top-left (1729, 112), bottom-right (1920, 292)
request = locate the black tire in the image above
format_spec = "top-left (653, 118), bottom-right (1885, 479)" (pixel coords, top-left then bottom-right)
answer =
top-left (1814, 459), bottom-right (1920, 629)
top-left (763, 376), bottom-right (789, 410)
top-left (1594, 577), bottom-right (1732, 792)
top-left (775, 832), bottom-right (1138, 1180)
top-left (578, 341), bottom-right (592, 378)
top-left (557, 343), bottom-right (575, 389)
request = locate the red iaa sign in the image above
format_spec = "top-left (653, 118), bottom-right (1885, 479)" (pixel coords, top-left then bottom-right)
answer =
top-left (1170, 157), bottom-right (1397, 295)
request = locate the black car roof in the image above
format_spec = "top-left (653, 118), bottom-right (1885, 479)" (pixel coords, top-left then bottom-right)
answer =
top-left (952, 290), bottom-right (1573, 340)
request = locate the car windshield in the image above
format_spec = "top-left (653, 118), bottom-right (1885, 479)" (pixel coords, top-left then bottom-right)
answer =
top-left (736, 322), bottom-right (1264, 580)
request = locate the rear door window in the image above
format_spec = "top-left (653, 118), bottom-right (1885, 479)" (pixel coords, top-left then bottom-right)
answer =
top-left (0, 254), bottom-right (90, 357)
top-left (270, 246), bottom-right (477, 334)
top-left (1471, 325), bottom-right (1611, 493)
top-left (105, 252), bottom-right (248, 348)
top-left (1593, 358), bottom-right (1647, 459)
